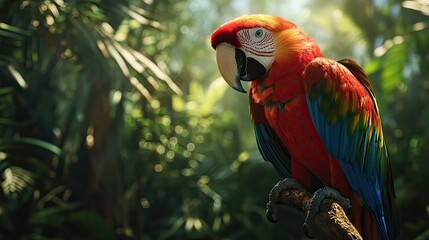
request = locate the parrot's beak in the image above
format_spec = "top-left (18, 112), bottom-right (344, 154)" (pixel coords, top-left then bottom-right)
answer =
top-left (215, 43), bottom-right (268, 93)
top-left (215, 43), bottom-right (247, 93)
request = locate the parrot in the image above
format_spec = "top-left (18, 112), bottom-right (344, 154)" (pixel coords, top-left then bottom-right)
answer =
top-left (211, 14), bottom-right (399, 240)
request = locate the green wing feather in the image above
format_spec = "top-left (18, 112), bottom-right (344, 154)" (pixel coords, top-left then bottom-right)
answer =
top-left (304, 57), bottom-right (399, 240)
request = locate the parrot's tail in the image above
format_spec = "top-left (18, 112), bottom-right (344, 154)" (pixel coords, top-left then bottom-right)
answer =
top-left (350, 192), bottom-right (383, 240)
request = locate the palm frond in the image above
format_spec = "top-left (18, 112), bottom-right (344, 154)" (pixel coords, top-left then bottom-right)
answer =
top-left (1, 166), bottom-right (34, 199)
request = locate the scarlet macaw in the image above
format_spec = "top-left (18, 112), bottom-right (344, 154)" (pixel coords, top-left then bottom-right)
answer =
top-left (211, 14), bottom-right (399, 240)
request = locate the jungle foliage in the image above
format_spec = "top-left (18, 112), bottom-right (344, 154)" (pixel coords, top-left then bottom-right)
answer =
top-left (0, 0), bottom-right (428, 239)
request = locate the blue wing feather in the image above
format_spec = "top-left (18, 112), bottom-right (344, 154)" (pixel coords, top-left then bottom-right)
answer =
top-left (304, 58), bottom-right (398, 240)
top-left (254, 123), bottom-right (292, 178)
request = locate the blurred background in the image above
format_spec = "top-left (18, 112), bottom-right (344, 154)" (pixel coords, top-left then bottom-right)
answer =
top-left (0, 0), bottom-right (428, 239)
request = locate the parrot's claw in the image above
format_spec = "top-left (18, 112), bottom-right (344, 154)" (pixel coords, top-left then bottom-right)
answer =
top-left (266, 178), bottom-right (306, 223)
top-left (303, 186), bottom-right (352, 238)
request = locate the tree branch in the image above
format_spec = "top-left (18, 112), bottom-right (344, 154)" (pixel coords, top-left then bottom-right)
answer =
top-left (277, 189), bottom-right (363, 240)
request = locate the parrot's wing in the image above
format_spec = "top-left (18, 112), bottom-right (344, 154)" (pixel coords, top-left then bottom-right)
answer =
top-left (254, 122), bottom-right (292, 178)
top-left (303, 57), bottom-right (398, 240)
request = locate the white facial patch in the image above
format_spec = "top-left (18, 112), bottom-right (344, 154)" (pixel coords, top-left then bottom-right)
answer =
top-left (237, 27), bottom-right (275, 70)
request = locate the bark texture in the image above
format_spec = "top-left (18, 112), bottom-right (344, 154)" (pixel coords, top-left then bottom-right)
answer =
top-left (278, 189), bottom-right (363, 240)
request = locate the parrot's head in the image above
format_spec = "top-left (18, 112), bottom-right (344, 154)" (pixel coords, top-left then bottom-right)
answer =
top-left (211, 14), bottom-right (320, 93)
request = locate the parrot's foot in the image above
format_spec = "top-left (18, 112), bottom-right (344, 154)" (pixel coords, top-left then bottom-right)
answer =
top-left (266, 178), bottom-right (306, 223)
top-left (303, 186), bottom-right (352, 238)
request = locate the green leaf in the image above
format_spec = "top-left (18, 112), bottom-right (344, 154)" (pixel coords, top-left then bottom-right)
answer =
top-left (381, 42), bottom-right (406, 92)
top-left (15, 138), bottom-right (62, 155)
top-left (0, 138), bottom-right (62, 156)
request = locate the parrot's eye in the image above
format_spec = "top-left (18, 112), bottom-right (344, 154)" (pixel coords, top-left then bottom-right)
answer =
top-left (255, 29), bottom-right (263, 38)
top-left (247, 28), bottom-right (266, 42)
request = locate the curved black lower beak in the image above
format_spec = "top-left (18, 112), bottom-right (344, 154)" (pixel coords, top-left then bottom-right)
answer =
top-left (235, 49), bottom-right (267, 82)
